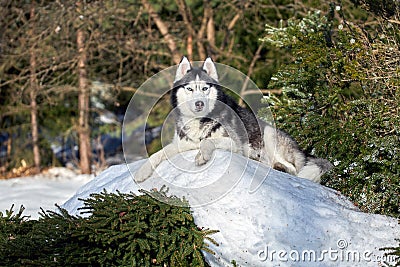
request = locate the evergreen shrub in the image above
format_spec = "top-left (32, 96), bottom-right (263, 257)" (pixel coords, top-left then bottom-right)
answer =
top-left (259, 6), bottom-right (399, 218)
top-left (0, 190), bottom-right (217, 266)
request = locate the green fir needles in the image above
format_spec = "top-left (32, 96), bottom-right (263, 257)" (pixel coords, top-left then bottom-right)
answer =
top-left (0, 190), bottom-right (218, 266)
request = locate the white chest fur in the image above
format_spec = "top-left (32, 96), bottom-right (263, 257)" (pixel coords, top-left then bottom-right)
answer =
top-left (178, 117), bottom-right (227, 144)
top-left (182, 119), bottom-right (203, 143)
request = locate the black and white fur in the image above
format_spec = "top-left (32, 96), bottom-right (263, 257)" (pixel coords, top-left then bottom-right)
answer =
top-left (134, 57), bottom-right (332, 183)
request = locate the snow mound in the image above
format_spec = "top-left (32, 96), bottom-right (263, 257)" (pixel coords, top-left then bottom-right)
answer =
top-left (63, 150), bottom-right (399, 267)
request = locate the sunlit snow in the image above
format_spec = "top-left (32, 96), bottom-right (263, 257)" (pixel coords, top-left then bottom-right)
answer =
top-left (0, 168), bottom-right (93, 219)
top-left (62, 150), bottom-right (400, 267)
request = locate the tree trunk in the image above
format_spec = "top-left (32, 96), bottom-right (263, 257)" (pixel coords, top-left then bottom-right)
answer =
top-left (29, 3), bottom-right (40, 173)
top-left (77, 25), bottom-right (91, 174)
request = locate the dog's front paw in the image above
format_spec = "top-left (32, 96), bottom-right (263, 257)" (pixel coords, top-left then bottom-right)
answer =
top-left (135, 160), bottom-right (154, 183)
top-left (195, 139), bottom-right (215, 166)
top-left (195, 150), bottom-right (212, 166)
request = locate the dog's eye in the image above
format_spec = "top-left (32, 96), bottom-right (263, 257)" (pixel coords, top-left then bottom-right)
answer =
top-left (185, 87), bottom-right (193, 92)
top-left (202, 86), bottom-right (209, 91)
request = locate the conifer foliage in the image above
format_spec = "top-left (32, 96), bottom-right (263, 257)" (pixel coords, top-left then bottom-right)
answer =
top-left (0, 190), bottom-right (217, 266)
top-left (260, 4), bottom-right (399, 218)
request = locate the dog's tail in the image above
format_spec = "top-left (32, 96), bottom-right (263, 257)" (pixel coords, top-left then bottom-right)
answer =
top-left (297, 157), bottom-right (333, 183)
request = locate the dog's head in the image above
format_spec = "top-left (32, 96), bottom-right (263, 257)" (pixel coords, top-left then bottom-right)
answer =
top-left (171, 57), bottom-right (219, 118)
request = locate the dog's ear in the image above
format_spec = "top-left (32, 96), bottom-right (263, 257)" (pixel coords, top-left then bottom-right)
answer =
top-left (202, 57), bottom-right (218, 81)
top-left (174, 56), bottom-right (191, 82)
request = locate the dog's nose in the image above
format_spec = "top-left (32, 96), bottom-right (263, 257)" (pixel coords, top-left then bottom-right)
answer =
top-left (195, 101), bottom-right (204, 109)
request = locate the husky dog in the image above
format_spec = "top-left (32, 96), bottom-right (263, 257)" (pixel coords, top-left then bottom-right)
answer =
top-left (134, 57), bottom-right (332, 183)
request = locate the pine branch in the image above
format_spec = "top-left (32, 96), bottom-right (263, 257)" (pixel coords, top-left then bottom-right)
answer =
top-left (0, 189), bottom-right (218, 266)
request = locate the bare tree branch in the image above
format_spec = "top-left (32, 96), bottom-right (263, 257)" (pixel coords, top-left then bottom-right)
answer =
top-left (220, 1), bottom-right (250, 51)
top-left (196, 0), bottom-right (211, 59)
top-left (207, 8), bottom-right (215, 48)
top-left (141, 0), bottom-right (181, 64)
top-left (175, 0), bottom-right (194, 59)
top-left (239, 43), bottom-right (263, 106)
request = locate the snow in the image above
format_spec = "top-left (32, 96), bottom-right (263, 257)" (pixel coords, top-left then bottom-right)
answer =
top-left (0, 168), bottom-right (93, 219)
top-left (62, 150), bottom-right (400, 267)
